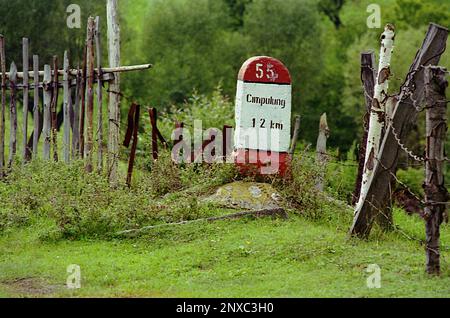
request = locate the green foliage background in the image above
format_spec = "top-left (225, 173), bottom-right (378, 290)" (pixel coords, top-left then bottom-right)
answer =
top-left (0, 0), bottom-right (449, 155)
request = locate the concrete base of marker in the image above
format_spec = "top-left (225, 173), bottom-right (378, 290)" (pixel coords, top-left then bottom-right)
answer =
top-left (233, 149), bottom-right (290, 177)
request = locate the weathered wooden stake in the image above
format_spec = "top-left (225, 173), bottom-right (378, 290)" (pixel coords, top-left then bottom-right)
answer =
top-left (423, 66), bottom-right (448, 275)
top-left (124, 103), bottom-right (142, 186)
top-left (51, 56), bottom-right (59, 162)
top-left (107, 0), bottom-right (121, 185)
top-left (63, 51), bottom-right (71, 163)
top-left (350, 23), bottom-right (448, 238)
top-left (42, 65), bottom-right (51, 160)
top-left (95, 16), bottom-right (104, 172)
top-left (0, 35), bottom-right (5, 176)
top-left (149, 107), bottom-right (158, 160)
top-left (8, 62), bottom-right (17, 167)
top-left (22, 38), bottom-right (29, 161)
top-left (85, 17), bottom-right (96, 173)
top-left (316, 113), bottom-right (329, 191)
top-left (289, 115), bottom-right (301, 155)
top-left (32, 55), bottom-right (40, 157)
top-left (72, 67), bottom-right (81, 159)
top-left (79, 47), bottom-right (87, 158)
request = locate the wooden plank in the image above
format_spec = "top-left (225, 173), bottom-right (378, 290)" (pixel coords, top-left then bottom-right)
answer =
top-left (32, 55), bottom-right (39, 157)
top-left (350, 23), bottom-right (449, 238)
top-left (8, 62), bottom-right (17, 167)
top-left (424, 66), bottom-right (448, 275)
top-left (0, 35), bottom-right (6, 176)
top-left (107, 0), bottom-right (121, 185)
top-left (63, 51), bottom-right (71, 163)
top-left (353, 51), bottom-right (376, 205)
top-left (0, 64), bottom-right (152, 80)
top-left (51, 56), bottom-right (59, 162)
top-left (85, 17), bottom-right (96, 173)
top-left (22, 38), bottom-right (30, 161)
top-left (95, 16), bottom-right (104, 172)
top-left (42, 65), bottom-right (51, 160)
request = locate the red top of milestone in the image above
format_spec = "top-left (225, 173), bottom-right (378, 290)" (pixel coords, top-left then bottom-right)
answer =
top-left (238, 56), bottom-right (291, 85)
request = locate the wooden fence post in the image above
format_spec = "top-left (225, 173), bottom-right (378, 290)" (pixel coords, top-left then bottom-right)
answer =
top-left (423, 66), bottom-right (448, 275)
top-left (79, 46), bottom-right (87, 158)
top-left (0, 35), bottom-right (6, 176)
top-left (63, 51), bottom-right (71, 163)
top-left (350, 23), bottom-right (448, 238)
top-left (289, 115), bottom-right (301, 155)
top-left (8, 62), bottom-right (17, 167)
top-left (316, 113), bottom-right (329, 191)
top-left (42, 64), bottom-right (51, 160)
top-left (22, 38), bottom-right (29, 161)
top-left (107, 0), bottom-right (121, 185)
top-left (51, 56), bottom-right (59, 162)
top-left (85, 17), bottom-right (96, 173)
top-left (32, 55), bottom-right (40, 157)
top-left (95, 16), bottom-right (104, 172)
top-left (72, 66), bottom-right (81, 159)
top-left (353, 51), bottom-right (376, 205)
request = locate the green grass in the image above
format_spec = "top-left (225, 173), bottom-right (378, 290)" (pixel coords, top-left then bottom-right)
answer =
top-left (0, 209), bottom-right (449, 298)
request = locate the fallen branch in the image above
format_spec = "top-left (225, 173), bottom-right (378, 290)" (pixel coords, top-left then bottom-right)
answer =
top-left (116, 208), bottom-right (288, 235)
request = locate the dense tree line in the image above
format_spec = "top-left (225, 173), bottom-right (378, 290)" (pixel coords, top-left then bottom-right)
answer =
top-left (0, 0), bottom-right (448, 154)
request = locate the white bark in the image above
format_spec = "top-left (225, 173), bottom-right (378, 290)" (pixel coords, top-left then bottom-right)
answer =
top-left (107, 0), bottom-right (121, 185)
top-left (356, 24), bottom-right (395, 212)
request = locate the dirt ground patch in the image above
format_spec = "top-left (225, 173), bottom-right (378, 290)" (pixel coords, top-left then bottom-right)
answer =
top-left (0, 277), bottom-right (63, 297)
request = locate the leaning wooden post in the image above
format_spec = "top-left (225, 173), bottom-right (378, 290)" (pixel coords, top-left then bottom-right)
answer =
top-left (85, 17), bottom-right (96, 173)
top-left (107, 0), bottom-right (121, 185)
top-left (355, 24), bottom-right (395, 212)
top-left (0, 36), bottom-right (6, 176)
top-left (353, 51), bottom-right (377, 205)
top-left (22, 38), bottom-right (30, 161)
top-left (8, 62), bottom-right (17, 167)
top-left (289, 115), bottom-right (301, 155)
top-left (125, 103), bottom-right (140, 187)
top-left (423, 66), bottom-right (448, 275)
top-left (42, 65), bottom-right (52, 160)
top-left (95, 16), bottom-right (104, 172)
top-left (315, 113), bottom-right (329, 191)
top-left (350, 23), bottom-right (448, 238)
top-left (32, 55), bottom-right (40, 157)
top-left (50, 56), bottom-right (59, 162)
top-left (63, 51), bottom-right (71, 163)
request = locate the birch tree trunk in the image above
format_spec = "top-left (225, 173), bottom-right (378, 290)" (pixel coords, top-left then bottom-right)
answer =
top-left (355, 24), bottom-right (395, 213)
top-left (107, 0), bottom-right (121, 186)
top-left (0, 36), bottom-right (5, 176)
